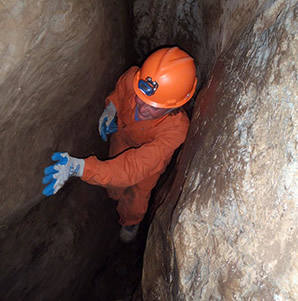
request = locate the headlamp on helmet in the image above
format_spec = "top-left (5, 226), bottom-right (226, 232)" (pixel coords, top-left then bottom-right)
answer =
top-left (138, 77), bottom-right (159, 97)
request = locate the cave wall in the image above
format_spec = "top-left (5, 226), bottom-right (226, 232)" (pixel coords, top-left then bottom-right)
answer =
top-left (142, 0), bottom-right (298, 300)
top-left (0, 0), bottom-right (132, 299)
top-left (1, 0), bottom-right (297, 300)
top-left (133, 0), bottom-right (264, 84)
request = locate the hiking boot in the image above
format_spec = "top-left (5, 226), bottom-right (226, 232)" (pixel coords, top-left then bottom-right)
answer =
top-left (120, 224), bottom-right (140, 243)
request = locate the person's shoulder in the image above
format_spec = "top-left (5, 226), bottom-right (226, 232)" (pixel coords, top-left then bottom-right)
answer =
top-left (157, 110), bottom-right (189, 133)
top-left (153, 111), bottom-right (189, 144)
top-left (128, 66), bottom-right (139, 74)
top-left (116, 66), bottom-right (139, 94)
top-left (168, 110), bottom-right (190, 127)
top-left (119, 66), bottom-right (139, 82)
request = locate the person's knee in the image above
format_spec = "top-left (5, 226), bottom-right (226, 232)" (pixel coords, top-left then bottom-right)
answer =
top-left (117, 194), bottom-right (149, 225)
top-left (133, 200), bottom-right (148, 218)
top-left (107, 187), bottom-right (125, 200)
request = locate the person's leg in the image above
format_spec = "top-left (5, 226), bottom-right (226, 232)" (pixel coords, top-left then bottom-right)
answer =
top-left (106, 132), bottom-right (162, 242)
top-left (106, 132), bottom-right (129, 201)
top-left (117, 172), bottom-right (161, 226)
top-left (117, 173), bottom-right (160, 242)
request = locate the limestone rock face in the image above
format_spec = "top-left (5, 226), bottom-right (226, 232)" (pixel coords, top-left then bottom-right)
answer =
top-left (143, 1), bottom-right (298, 300)
top-left (0, 0), bottom-right (132, 299)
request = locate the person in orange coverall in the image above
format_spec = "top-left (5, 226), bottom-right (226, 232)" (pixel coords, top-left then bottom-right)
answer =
top-left (42, 47), bottom-right (197, 242)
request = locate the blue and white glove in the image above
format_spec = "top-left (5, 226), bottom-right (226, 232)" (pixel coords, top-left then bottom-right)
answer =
top-left (98, 101), bottom-right (118, 142)
top-left (42, 152), bottom-right (85, 196)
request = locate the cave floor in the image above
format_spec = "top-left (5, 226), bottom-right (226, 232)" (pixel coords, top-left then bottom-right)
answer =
top-left (86, 223), bottom-right (148, 301)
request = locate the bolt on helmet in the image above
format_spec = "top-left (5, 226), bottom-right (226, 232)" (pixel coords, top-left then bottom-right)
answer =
top-left (133, 47), bottom-right (197, 109)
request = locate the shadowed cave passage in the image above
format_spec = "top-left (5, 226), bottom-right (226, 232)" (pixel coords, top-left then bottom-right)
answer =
top-left (0, 1), bottom-right (297, 301)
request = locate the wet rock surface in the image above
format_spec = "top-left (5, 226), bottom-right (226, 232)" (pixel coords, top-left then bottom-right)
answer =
top-left (142, 0), bottom-right (297, 300)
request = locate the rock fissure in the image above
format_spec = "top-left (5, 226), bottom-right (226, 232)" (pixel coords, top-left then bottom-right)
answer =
top-left (0, 0), bottom-right (297, 300)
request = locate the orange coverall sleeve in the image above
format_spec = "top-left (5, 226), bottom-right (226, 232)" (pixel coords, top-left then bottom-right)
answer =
top-left (81, 117), bottom-right (189, 188)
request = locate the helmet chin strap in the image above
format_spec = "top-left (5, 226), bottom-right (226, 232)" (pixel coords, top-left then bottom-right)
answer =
top-left (160, 108), bottom-right (175, 117)
top-left (135, 106), bottom-right (141, 121)
top-left (165, 108), bottom-right (175, 114)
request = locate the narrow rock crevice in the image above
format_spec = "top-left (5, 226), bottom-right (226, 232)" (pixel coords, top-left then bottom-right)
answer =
top-left (0, 1), bottom-right (297, 300)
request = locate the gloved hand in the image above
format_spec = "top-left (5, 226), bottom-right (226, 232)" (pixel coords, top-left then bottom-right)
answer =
top-left (98, 101), bottom-right (118, 142)
top-left (42, 152), bottom-right (85, 196)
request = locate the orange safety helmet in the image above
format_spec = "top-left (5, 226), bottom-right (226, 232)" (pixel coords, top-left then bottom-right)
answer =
top-left (133, 47), bottom-right (197, 108)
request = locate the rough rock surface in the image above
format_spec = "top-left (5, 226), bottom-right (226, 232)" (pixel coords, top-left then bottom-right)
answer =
top-left (1, 0), bottom-right (297, 300)
top-left (142, 0), bottom-right (298, 300)
top-left (0, 0), bottom-right (132, 299)
top-left (133, 0), bottom-right (263, 84)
